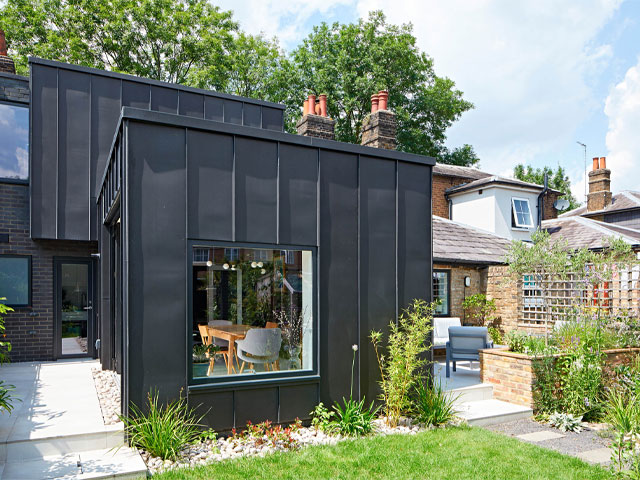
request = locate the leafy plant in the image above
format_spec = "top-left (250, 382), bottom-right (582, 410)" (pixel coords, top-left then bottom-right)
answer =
top-left (232, 419), bottom-right (301, 449)
top-left (120, 390), bottom-right (205, 460)
top-left (462, 294), bottom-right (497, 327)
top-left (199, 428), bottom-right (217, 442)
top-left (414, 378), bottom-right (458, 426)
top-left (370, 299), bottom-right (434, 427)
top-left (0, 298), bottom-right (14, 365)
top-left (332, 397), bottom-right (379, 437)
top-left (547, 412), bottom-right (584, 433)
top-left (192, 343), bottom-right (220, 363)
top-left (606, 389), bottom-right (640, 478)
top-left (310, 402), bottom-right (336, 433)
top-left (0, 380), bottom-right (18, 414)
top-left (488, 327), bottom-right (504, 346)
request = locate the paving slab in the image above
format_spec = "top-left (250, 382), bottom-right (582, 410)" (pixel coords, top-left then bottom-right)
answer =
top-left (576, 447), bottom-right (612, 465)
top-left (517, 430), bottom-right (565, 442)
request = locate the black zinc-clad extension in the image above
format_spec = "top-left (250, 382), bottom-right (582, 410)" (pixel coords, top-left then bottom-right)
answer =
top-left (98, 107), bottom-right (434, 431)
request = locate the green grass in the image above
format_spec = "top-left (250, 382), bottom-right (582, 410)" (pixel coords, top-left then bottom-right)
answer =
top-left (154, 426), bottom-right (612, 480)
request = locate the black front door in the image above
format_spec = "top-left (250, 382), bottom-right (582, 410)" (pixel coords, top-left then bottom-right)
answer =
top-left (55, 258), bottom-right (95, 358)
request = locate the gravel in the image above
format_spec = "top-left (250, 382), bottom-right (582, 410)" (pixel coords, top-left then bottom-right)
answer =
top-left (141, 416), bottom-right (449, 475)
top-left (486, 418), bottom-right (611, 459)
top-left (91, 367), bottom-right (122, 425)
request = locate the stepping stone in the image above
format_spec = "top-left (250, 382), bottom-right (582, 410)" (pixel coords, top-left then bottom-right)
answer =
top-left (516, 430), bottom-right (565, 442)
top-left (576, 448), bottom-right (611, 464)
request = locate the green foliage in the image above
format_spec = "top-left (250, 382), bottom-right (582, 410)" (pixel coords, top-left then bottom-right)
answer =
top-left (513, 164), bottom-right (580, 213)
top-left (414, 378), bottom-right (458, 426)
top-left (120, 391), bottom-right (205, 460)
top-left (232, 419), bottom-right (301, 449)
top-left (0, 298), bottom-right (14, 365)
top-left (488, 327), bottom-right (504, 346)
top-left (462, 294), bottom-right (497, 327)
top-left (192, 343), bottom-right (219, 363)
top-left (284, 11), bottom-right (476, 163)
top-left (310, 402), bottom-right (336, 433)
top-left (331, 397), bottom-right (379, 437)
top-left (506, 331), bottom-right (553, 356)
top-left (370, 299), bottom-right (434, 427)
top-left (0, 380), bottom-right (18, 414)
top-left (547, 412), bottom-right (584, 432)
top-left (606, 389), bottom-right (640, 478)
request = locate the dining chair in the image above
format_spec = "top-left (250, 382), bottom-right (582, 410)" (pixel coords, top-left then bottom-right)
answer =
top-left (236, 328), bottom-right (282, 373)
top-left (265, 321), bottom-right (278, 329)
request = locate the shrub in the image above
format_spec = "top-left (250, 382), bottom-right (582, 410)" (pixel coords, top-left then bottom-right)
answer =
top-left (310, 402), bottom-right (336, 433)
top-left (0, 380), bottom-right (18, 414)
top-left (488, 326), bottom-right (504, 346)
top-left (370, 299), bottom-right (433, 427)
top-left (232, 419), bottom-right (301, 449)
top-left (547, 412), bottom-right (584, 432)
top-left (559, 352), bottom-right (604, 421)
top-left (532, 355), bottom-right (563, 415)
top-left (121, 391), bottom-right (205, 460)
top-left (0, 298), bottom-right (14, 365)
top-left (462, 294), bottom-right (497, 327)
top-left (606, 389), bottom-right (640, 478)
top-left (414, 378), bottom-right (457, 426)
top-left (332, 397), bottom-right (379, 436)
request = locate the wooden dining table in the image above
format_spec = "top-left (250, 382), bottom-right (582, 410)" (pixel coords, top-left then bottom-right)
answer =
top-left (207, 324), bottom-right (254, 374)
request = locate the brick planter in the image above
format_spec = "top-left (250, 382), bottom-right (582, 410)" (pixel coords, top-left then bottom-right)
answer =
top-left (480, 347), bottom-right (640, 408)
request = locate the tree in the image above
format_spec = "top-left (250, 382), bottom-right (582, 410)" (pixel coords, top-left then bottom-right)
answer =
top-left (513, 164), bottom-right (580, 213)
top-left (0, 0), bottom-right (238, 84)
top-left (284, 11), bottom-right (477, 165)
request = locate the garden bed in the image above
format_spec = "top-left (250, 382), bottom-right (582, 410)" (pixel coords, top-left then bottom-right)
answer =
top-left (480, 347), bottom-right (640, 408)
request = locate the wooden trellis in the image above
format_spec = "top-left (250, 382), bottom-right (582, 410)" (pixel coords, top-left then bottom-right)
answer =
top-left (520, 264), bottom-right (640, 327)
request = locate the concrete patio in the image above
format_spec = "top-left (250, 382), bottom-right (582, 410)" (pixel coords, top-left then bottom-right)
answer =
top-left (0, 359), bottom-right (146, 479)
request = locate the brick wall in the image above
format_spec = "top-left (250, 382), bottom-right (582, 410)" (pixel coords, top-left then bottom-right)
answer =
top-left (432, 175), bottom-right (474, 219)
top-left (0, 71), bottom-right (29, 104)
top-left (481, 347), bottom-right (640, 408)
top-left (434, 263), bottom-right (487, 321)
top-left (542, 191), bottom-right (560, 220)
top-left (486, 265), bottom-right (520, 332)
top-left (0, 183), bottom-right (97, 361)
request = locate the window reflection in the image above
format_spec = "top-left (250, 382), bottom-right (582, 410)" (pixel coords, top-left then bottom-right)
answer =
top-left (192, 246), bottom-right (313, 379)
top-left (0, 103), bottom-right (29, 180)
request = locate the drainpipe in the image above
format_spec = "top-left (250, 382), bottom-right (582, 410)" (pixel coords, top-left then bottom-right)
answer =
top-left (445, 192), bottom-right (453, 219)
top-left (537, 173), bottom-right (549, 229)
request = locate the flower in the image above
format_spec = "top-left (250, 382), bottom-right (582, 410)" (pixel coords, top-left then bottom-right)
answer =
top-left (352, 344), bottom-right (358, 352)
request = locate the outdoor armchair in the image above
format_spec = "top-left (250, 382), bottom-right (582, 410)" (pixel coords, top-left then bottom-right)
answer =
top-left (445, 326), bottom-right (493, 377)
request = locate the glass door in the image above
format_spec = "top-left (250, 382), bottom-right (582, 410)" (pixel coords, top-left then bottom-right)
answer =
top-left (56, 258), bottom-right (94, 357)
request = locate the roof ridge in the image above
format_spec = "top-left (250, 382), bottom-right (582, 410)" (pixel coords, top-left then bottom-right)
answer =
top-left (574, 216), bottom-right (640, 245)
top-left (433, 215), bottom-right (512, 242)
top-left (620, 190), bottom-right (640, 206)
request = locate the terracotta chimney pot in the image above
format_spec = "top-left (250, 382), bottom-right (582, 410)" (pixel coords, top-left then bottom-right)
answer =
top-left (592, 157), bottom-right (599, 171)
top-left (308, 94), bottom-right (316, 115)
top-left (303, 99), bottom-right (309, 116)
top-left (600, 156), bottom-right (607, 169)
top-left (319, 94), bottom-right (327, 117)
top-left (378, 90), bottom-right (389, 111)
top-left (0, 29), bottom-right (7, 57)
top-left (371, 94), bottom-right (379, 113)
top-left (313, 103), bottom-right (320, 115)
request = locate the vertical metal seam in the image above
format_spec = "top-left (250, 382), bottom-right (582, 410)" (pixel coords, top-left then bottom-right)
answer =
top-left (232, 136), bottom-right (236, 241)
top-left (356, 154), bottom-right (361, 400)
top-left (276, 142), bottom-right (280, 245)
top-left (177, 89), bottom-right (180, 114)
top-left (185, 127), bottom-right (190, 389)
top-left (88, 75), bottom-right (92, 240)
top-left (395, 160), bottom-right (399, 325)
top-left (55, 68), bottom-right (59, 238)
top-left (316, 149), bottom-right (320, 379)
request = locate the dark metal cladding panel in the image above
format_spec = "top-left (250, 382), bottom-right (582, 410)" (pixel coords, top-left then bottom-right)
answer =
top-left (397, 162), bottom-right (432, 310)
top-left (91, 75), bottom-right (121, 196)
top-left (243, 103), bottom-right (261, 128)
top-left (151, 86), bottom-right (178, 114)
top-left (278, 144), bottom-right (318, 246)
top-left (204, 96), bottom-right (224, 122)
top-left (186, 130), bottom-right (234, 240)
top-left (179, 91), bottom-right (204, 118)
top-left (122, 80), bottom-right (150, 109)
top-left (223, 99), bottom-right (243, 125)
top-left (262, 107), bottom-right (284, 132)
top-left (319, 150), bottom-right (358, 404)
top-left (99, 219), bottom-right (112, 369)
top-left (30, 64), bottom-right (58, 238)
top-left (358, 156), bottom-right (397, 402)
top-left (57, 69), bottom-right (90, 239)
top-left (234, 138), bottom-right (278, 243)
top-left (279, 383), bottom-right (320, 424)
top-left (126, 122), bottom-right (186, 408)
top-left (235, 388), bottom-right (278, 426)
top-left (189, 390), bottom-right (234, 432)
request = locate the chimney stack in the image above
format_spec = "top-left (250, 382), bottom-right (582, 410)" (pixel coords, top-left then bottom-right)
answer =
top-left (587, 156), bottom-right (612, 213)
top-left (296, 93), bottom-right (336, 140)
top-left (361, 90), bottom-right (396, 150)
top-left (0, 29), bottom-right (16, 75)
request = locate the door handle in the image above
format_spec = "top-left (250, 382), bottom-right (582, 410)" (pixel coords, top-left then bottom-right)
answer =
top-left (83, 306), bottom-right (93, 310)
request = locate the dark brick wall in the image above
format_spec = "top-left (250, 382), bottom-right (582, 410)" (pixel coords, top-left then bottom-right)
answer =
top-left (0, 183), bottom-right (97, 361)
top-left (0, 72), bottom-right (29, 104)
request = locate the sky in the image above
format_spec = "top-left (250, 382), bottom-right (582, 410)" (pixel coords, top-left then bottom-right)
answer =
top-left (214, 0), bottom-right (640, 204)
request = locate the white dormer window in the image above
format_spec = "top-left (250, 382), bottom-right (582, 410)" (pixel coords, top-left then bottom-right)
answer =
top-left (511, 198), bottom-right (534, 228)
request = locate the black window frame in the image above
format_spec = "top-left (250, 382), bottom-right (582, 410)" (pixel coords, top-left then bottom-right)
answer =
top-left (0, 99), bottom-right (30, 185)
top-left (432, 269), bottom-right (451, 317)
top-left (187, 240), bottom-right (319, 388)
top-left (0, 254), bottom-right (32, 307)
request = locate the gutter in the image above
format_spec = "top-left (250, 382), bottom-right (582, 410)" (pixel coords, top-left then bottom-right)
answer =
top-left (537, 173), bottom-right (549, 228)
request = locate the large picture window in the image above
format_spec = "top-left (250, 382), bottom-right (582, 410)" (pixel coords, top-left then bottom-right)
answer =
top-left (0, 103), bottom-right (29, 181)
top-left (0, 255), bottom-right (31, 306)
top-left (191, 245), bottom-right (314, 381)
top-left (433, 270), bottom-right (450, 316)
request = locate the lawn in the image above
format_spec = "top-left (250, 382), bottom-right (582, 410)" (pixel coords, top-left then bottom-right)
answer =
top-left (154, 426), bottom-right (612, 480)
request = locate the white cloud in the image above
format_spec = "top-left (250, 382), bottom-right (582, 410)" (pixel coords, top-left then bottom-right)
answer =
top-left (354, 0), bottom-right (622, 178)
top-left (604, 57), bottom-right (640, 193)
top-left (213, 0), bottom-right (352, 48)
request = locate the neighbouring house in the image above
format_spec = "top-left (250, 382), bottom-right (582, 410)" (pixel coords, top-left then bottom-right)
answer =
top-left (0, 30), bottom-right (434, 431)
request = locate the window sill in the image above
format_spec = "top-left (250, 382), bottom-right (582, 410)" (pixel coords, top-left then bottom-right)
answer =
top-left (188, 373), bottom-right (320, 392)
top-left (511, 227), bottom-right (532, 232)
